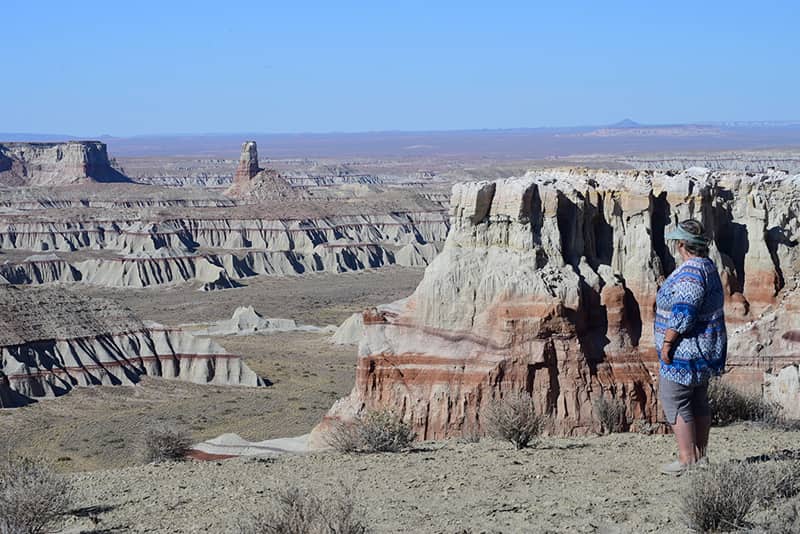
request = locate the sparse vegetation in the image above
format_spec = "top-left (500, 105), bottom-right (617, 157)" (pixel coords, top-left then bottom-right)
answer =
top-left (707, 379), bottom-right (784, 426)
top-left (457, 429), bottom-right (483, 444)
top-left (682, 459), bottom-right (800, 532)
top-left (753, 501), bottom-right (800, 534)
top-left (141, 423), bottom-right (191, 463)
top-left (634, 418), bottom-right (658, 435)
top-left (326, 410), bottom-right (415, 453)
top-left (593, 396), bottom-right (627, 434)
top-left (484, 391), bottom-right (547, 450)
top-left (0, 456), bottom-right (71, 534)
top-left (754, 460), bottom-right (800, 505)
top-left (683, 462), bottom-right (760, 532)
top-left (239, 486), bottom-right (370, 534)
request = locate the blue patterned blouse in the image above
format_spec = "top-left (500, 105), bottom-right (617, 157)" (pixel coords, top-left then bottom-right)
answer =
top-left (655, 256), bottom-right (727, 386)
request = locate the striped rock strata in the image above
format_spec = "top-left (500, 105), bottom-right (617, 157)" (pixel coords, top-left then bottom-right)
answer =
top-left (0, 242), bottom-right (442, 289)
top-left (0, 285), bottom-right (262, 406)
top-left (314, 168), bottom-right (800, 441)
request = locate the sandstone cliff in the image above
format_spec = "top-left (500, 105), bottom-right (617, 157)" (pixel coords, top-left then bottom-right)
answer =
top-left (315, 168), bottom-right (800, 441)
top-left (0, 285), bottom-right (263, 405)
top-left (0, 141), bottom-right (130, 186)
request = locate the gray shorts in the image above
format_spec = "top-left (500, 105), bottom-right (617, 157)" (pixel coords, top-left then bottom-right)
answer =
top-left (659, 379), bottom-right (710, 424)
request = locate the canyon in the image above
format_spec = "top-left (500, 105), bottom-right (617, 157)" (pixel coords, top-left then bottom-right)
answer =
top-left (2, 134), bottom-right (800, 533)
top-left (3, 139), bottom-right (800, 436)
top-left (0, 141), bottom-right (449, 406)
top-left (0, 143), bottom-right (449, 291)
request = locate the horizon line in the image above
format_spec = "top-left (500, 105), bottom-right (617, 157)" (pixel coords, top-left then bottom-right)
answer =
top-left (4, 119), bottom-right (800, 140)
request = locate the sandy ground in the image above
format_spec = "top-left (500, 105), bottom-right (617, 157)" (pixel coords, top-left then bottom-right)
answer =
top-left (0, 332), bottom-right (354, 472)
top-left (50, 425), bottom-right (800, 533)
top-left (82, 266), bottom-right (425, 327)
top-left (1, 268), bottom-right (422, 472)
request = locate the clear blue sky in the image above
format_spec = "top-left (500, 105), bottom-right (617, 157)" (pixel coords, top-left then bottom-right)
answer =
top-left (2, 0), bottom-right (798, 135)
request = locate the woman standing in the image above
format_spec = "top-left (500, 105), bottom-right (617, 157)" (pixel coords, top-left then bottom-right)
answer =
top-left (655, 219), bottom-right (727, 475)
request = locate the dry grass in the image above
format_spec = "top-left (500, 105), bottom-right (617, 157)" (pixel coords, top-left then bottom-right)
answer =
top-left (239, 486), bottom-right (369, 534)
top-left (593, 397), bottom-right (627, 434)
top-left (0, 456), bottom-right (71, 534)
top-left (141, 423), bottom-right (192, 463)
top-left (326, 411), bottom-right (415, 454)
top-left (484, 391), bottom-right (547, 450)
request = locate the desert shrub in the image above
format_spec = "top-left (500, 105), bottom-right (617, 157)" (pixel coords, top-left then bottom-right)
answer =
top-left (755, 461), bottom-right (800, 505)
top-left (457, 429), bottom-right (483, 444)
top-left (0, 456), bottom-right (71, 534)
top-left (326, 410), bottom-right (415, 453)
top-left (484, 391), bottom-right (547, 450)
top-left (683, 462), bottom-right (760, 532)
top-left (239, 486), bottom-right (369, 534)
top-left (634, 419), bottom-right (659, 435)
top-left (753, 501), bottom-right (800, 534)
top-left (142, 423), bottom-right (191, 463)
top-left (593, 396), bottom-right (627, 434)
top-left (707, 379), bottom-right (783, 426)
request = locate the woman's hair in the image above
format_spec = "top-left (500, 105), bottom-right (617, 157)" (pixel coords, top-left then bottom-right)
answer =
top-left (678, 219), bottom-right (709, 257)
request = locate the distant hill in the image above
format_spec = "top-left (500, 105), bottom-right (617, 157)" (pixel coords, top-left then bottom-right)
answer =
top-left (609, 119), bottom-right (641, 128)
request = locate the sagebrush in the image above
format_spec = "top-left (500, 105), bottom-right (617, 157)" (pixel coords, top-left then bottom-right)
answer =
top-left (484, 391), bottom-right (547, 449)
top-left (756, 461), bottom-right (800, 505)
top-left (239, 486), bottom-right (369, 534)
top-left (0, 456), bottom-right (72, 534)
top-left (593, 396), bottom-right (627, 434)
top-left (683, 462), bottom-right (758, 532)
top-left (326, 410), bottom-right (415, 453)
top-left (753, 501), bottom-right (800, 534)
top-left (142, 423), bottom-right (191, 463)
top-left (707, 378), bottom-right (784, 426)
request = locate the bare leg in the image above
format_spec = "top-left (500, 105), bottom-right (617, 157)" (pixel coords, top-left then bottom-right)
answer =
top-left (694, 415), bottom-right (711, 459)
top-left (672, 415), bottom-right (698, 465)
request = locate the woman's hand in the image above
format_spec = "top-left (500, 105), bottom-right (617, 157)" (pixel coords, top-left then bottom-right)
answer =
top-left (661, 341), bottom-right (674, 364)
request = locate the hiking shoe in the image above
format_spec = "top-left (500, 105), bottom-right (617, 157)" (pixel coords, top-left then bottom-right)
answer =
top-left (661, 460), bottom-right (688, 476)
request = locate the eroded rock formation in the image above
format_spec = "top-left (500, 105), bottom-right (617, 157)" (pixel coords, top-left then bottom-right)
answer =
top-left (0, 211), bottom-right (446, 288)
top-left (226, 141), bottom-right (298, 200)
top-left (314, 168), bottom-right (800, 441)
top-left (0, 142), bottom-right (130, 186)
top-left (235, 141), bottom-right (260, 182)
top-left (0, 285), bottom-right (263, 405)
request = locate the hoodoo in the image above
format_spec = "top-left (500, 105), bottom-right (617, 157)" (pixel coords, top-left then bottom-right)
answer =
top-left (234, 140), bottom-right (261, 182)
top-left (0, 141), bottom-right (130, 186)
top-left (226, 140), bottom-right (297, 199)
top-left (314, 168), bottom-right (800, 442)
